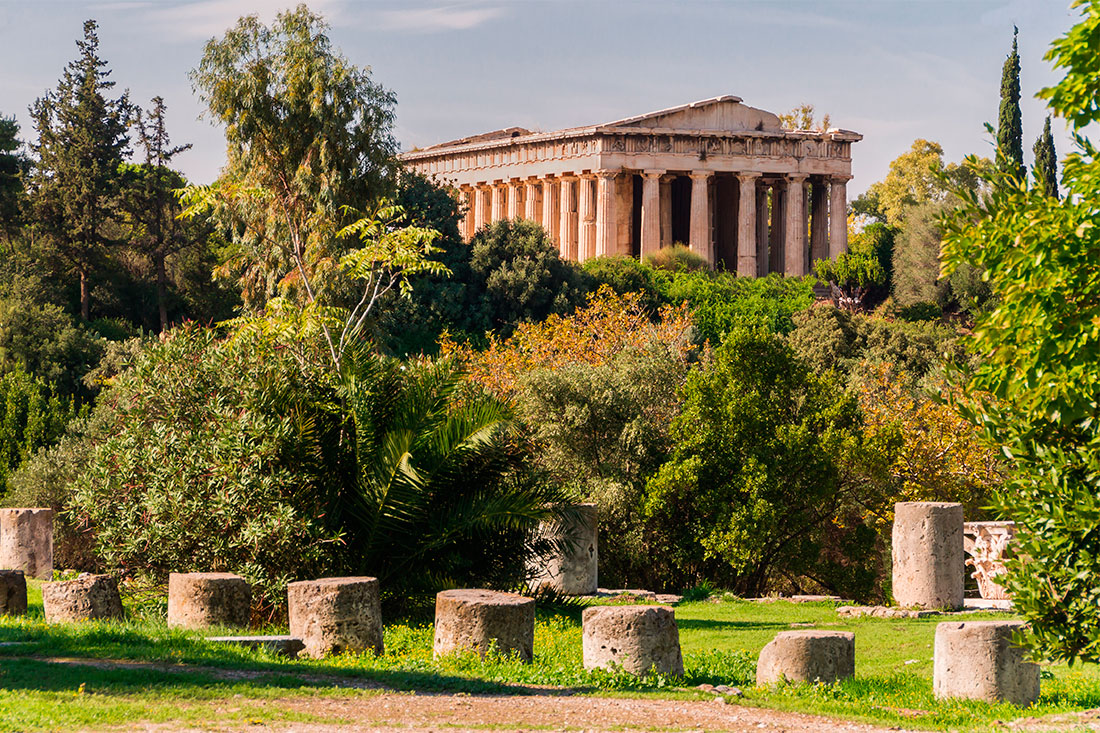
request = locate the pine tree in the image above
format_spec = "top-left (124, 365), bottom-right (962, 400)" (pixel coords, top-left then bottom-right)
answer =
top-left (0, 115), bottom-right (26, 248)
top-left (27, 20), bottom-right (131, 321)
top-left (997, 27), bottom-right (1025, 181)
top-left (1032, 116), bottom-right (1059, 199)
top-left (122, 96), bottom-right (193, 330)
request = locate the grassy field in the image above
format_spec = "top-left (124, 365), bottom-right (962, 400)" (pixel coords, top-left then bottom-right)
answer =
top-left (2, 581), bottom-right (1099, 731)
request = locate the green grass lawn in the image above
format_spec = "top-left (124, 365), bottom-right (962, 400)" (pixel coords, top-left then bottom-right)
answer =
top-left (2, 581), bottom-right (1099, 731)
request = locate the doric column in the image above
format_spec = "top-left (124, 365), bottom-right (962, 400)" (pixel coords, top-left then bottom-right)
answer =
top-left (559, 177), bottom-right (578, 260)
top-left (595, 169), bottom-right (618, 258)
top-left (641, 170), bottom-right (662, 259)
top-left (736, 172), bottom-right (761, 277)
top-left (524, 180), bottom-right (539, 221)
top-left (830, 176), bottom-right (851, 259)
top-left (578, 174), bottom-right (596, 262)
top-left (769, 181), bottom-right (787, 274)
top-left (659, 177), bottom-right (673, 248)
top-left (462, 187), bottom-right (476, 241)
top-left (473, 185), bottom-right (488, 235)
top-left (755, 180), bottom-right (769, 276)
top-left (542, 179), bottom-right (559, 245)
top-left (810, 178), bottom-right (830, 265)
top-left (784, 174), bottom-right (808, 276)
top-left (507, 180), bottom-right (522, 220)
top-left (491, 183), bottom-right (506, 222)
top-left (689, 171), bottom-right (712, 265)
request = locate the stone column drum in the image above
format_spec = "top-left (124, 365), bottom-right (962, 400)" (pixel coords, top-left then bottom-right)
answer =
top-left (756, 630), bottom-right (855, 685)
top-left (287, 576), bottom-right (384, 658)
top-left (434, 589), bottom-right (535, 662)
top-left (530, 503), bottom-right (598, 595)
top-left (892, 502), bottom-right (964, 610)
top-left (582, 605), bottom-right (684, 676)
top-left (934, 620), bottom-right (1039, 705)
top-left (0, 507), bottom-right (53, 580)
top-left (42, 574), bottom-right (124, 622)
top-left (167, 572), bottom-right (251, 629)
top-left (0, 569), bottom-right (27, 616)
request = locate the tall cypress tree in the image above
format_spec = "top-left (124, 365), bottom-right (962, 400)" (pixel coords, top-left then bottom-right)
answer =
top-left (997, 26), bottom-right (1025, 181)
top-left (0, 115), bottom-right (26, 248)
top-left (1032, 116), bottom-right (1059, 199)
top-left (27, 20), bottom-right (130, 321)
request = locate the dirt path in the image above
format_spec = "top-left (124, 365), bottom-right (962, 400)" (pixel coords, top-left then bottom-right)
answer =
top-left (128, 691), bottom-right (910, 732)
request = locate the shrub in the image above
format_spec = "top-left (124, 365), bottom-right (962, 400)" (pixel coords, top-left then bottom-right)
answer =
top-left (643, 329), bottom-right (876, 598)
top-left (517, 341), bottom-right (693, 588)
top-left (0, 366), bottom-right (82, 496)
top-left (813, 252), bottom-right (886, 311)
top-left (0, 294), bottom-right (105, 398)
top-left (582, 255), bottom-right (664, 313)
top-left (659, 271), bottom-right (815, 341)
top-left (645, 244), bottom-right (708, 272)
top-left (68, 325), bottom-right (344, 617)
top-left (895, 301), bottom-right (943, 322)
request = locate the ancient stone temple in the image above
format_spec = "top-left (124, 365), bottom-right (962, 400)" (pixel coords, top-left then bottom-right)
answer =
top-left (400, 95), bottom-right (861, 276)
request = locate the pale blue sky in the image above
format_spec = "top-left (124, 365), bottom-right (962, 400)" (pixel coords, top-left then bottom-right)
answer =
top-left (0, 0), bottom-right (1079, 196)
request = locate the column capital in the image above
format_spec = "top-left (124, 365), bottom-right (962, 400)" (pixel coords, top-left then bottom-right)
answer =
top-left (689, 170), bottom-right (711, 180)
top-left (642, 169), bottom-right (665, 178)
top-left (787, 173), bottom-right (809, 183)
top-left (830, 175), bottom-right (853, 184)
top-left (595, 169), bottom-right (618, 179)
top-left (735, 171), bottom-right (762, 181)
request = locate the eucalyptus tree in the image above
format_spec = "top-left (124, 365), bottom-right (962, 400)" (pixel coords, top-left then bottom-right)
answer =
top-left (26, 19), bottom-right (131, 321)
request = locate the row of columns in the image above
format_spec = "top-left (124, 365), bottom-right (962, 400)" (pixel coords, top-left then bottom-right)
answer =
top-left (461, 170), bottom-right (850, 276)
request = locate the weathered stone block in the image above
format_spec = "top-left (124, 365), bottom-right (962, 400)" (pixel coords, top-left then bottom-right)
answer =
top-left (934, 620), bottom-right (1039, 705)
top-left (756, 630), bottom-right (855, 685)
top-left (0, 508), bottom-right (53, 580)
top-left (206, 635), bottom-right (305, 658)
top-left (287, 576), bottom-right (383, 659)
top-left (0, 570), bottom-right (27, 616)
top-left (433, 589), bottom-right (535, 662)
top-left (530, 504), bottom-right (598, 595)
top-left (167, 572), bottom-right (251, 630)
top-left (892, 501), bottom-right (964, 610)
top-left (582, 605), bottom-right (683, 676)
top-left (42, 574), bottom-right (123, 622)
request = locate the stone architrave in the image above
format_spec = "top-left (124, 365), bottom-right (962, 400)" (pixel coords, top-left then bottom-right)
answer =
top-left (934, 620), bottom-right (1039, 705)
top-left (288, 576), bottom-right (384, 659)
top-left (433, 589), bottom-right (535, 662)
top-left (0, 507), bottom-right (53, 580)
top-left (42, 574), bottom-right (124, 622)
top-left (689, 171), bottom-right (711, 264)
top-left (167, 572), bottom-right (251, 630)
top-left (0, 570), bottom-right (27, 616)
top-left (529, 504), bottom-right (598, 595)
top-left (640, 171), bottom-right (662, 258)
top-left (756, 630), bottom-right (855, 685)
top-left (784, 175), bottom-right (808, 276)
top-left (892, 502), bottom-right (964, 610)
top-left (582, 605), bottom-right (683, 676)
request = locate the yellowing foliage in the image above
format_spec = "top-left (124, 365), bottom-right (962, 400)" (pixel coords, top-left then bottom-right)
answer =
top-left (858, 363), bottom-right (1003, 532)
top-left (440, 286), bottom-right (697, 401)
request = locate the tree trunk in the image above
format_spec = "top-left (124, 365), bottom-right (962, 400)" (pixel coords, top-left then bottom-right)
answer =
top-left (156, 253), bottom-right (168, 332)
top-left (80, 269), bottom-right (90, 321)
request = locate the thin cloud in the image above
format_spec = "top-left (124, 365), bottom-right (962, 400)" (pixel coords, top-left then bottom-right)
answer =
top-left (375, 5), bottom-right (505, 33)
top-left (141, 0), bottom-right (345, 41)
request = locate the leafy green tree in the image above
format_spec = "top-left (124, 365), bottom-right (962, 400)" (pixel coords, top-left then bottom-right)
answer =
top-left (26, 20), bottom-right (131, 321)
top-left (813, 252), bottom-right (885, 311)
top-left (997, 27), bottom-right (1025, 181)
top-left (582, 255), bottom-right (664, 314)
top-left (189, 4), bottom-right (399, 310)
top-left (940, 0), bottom-right (1100, 663)
top-left (892, 201), bottom-right (953, 306)
top-left (865, 140), bottom-right (984, 228)
top-left (0, 366), bottom-right (81, 496)
top-left (0, 115), bottom-right (27, 249)
top-left (778, 103), bottom-right (831, 131)
top-left (658, 271), bottom-right (814, 340)
top-left (118, 96), bottom-right (195, 331)
top-left (518, 341), bottom-right (692, 589)
top-left (1033, 116), bottom-right (1060, 199)
top-left (464, 218), bottom-right (590, 338)
top-left (642, 328), bottom-right (875, 597)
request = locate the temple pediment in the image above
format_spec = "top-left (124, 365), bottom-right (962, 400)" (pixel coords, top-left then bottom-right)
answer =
top-left (598, 95), bottom-right (783, 134)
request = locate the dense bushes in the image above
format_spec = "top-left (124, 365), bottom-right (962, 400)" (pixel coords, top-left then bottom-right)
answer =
top-left (659, 271), bottom-right (815, 340)
top-left (0, 366), bottom-right (81, 496)
top-left (642, 329), bottom-right (877, 598)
